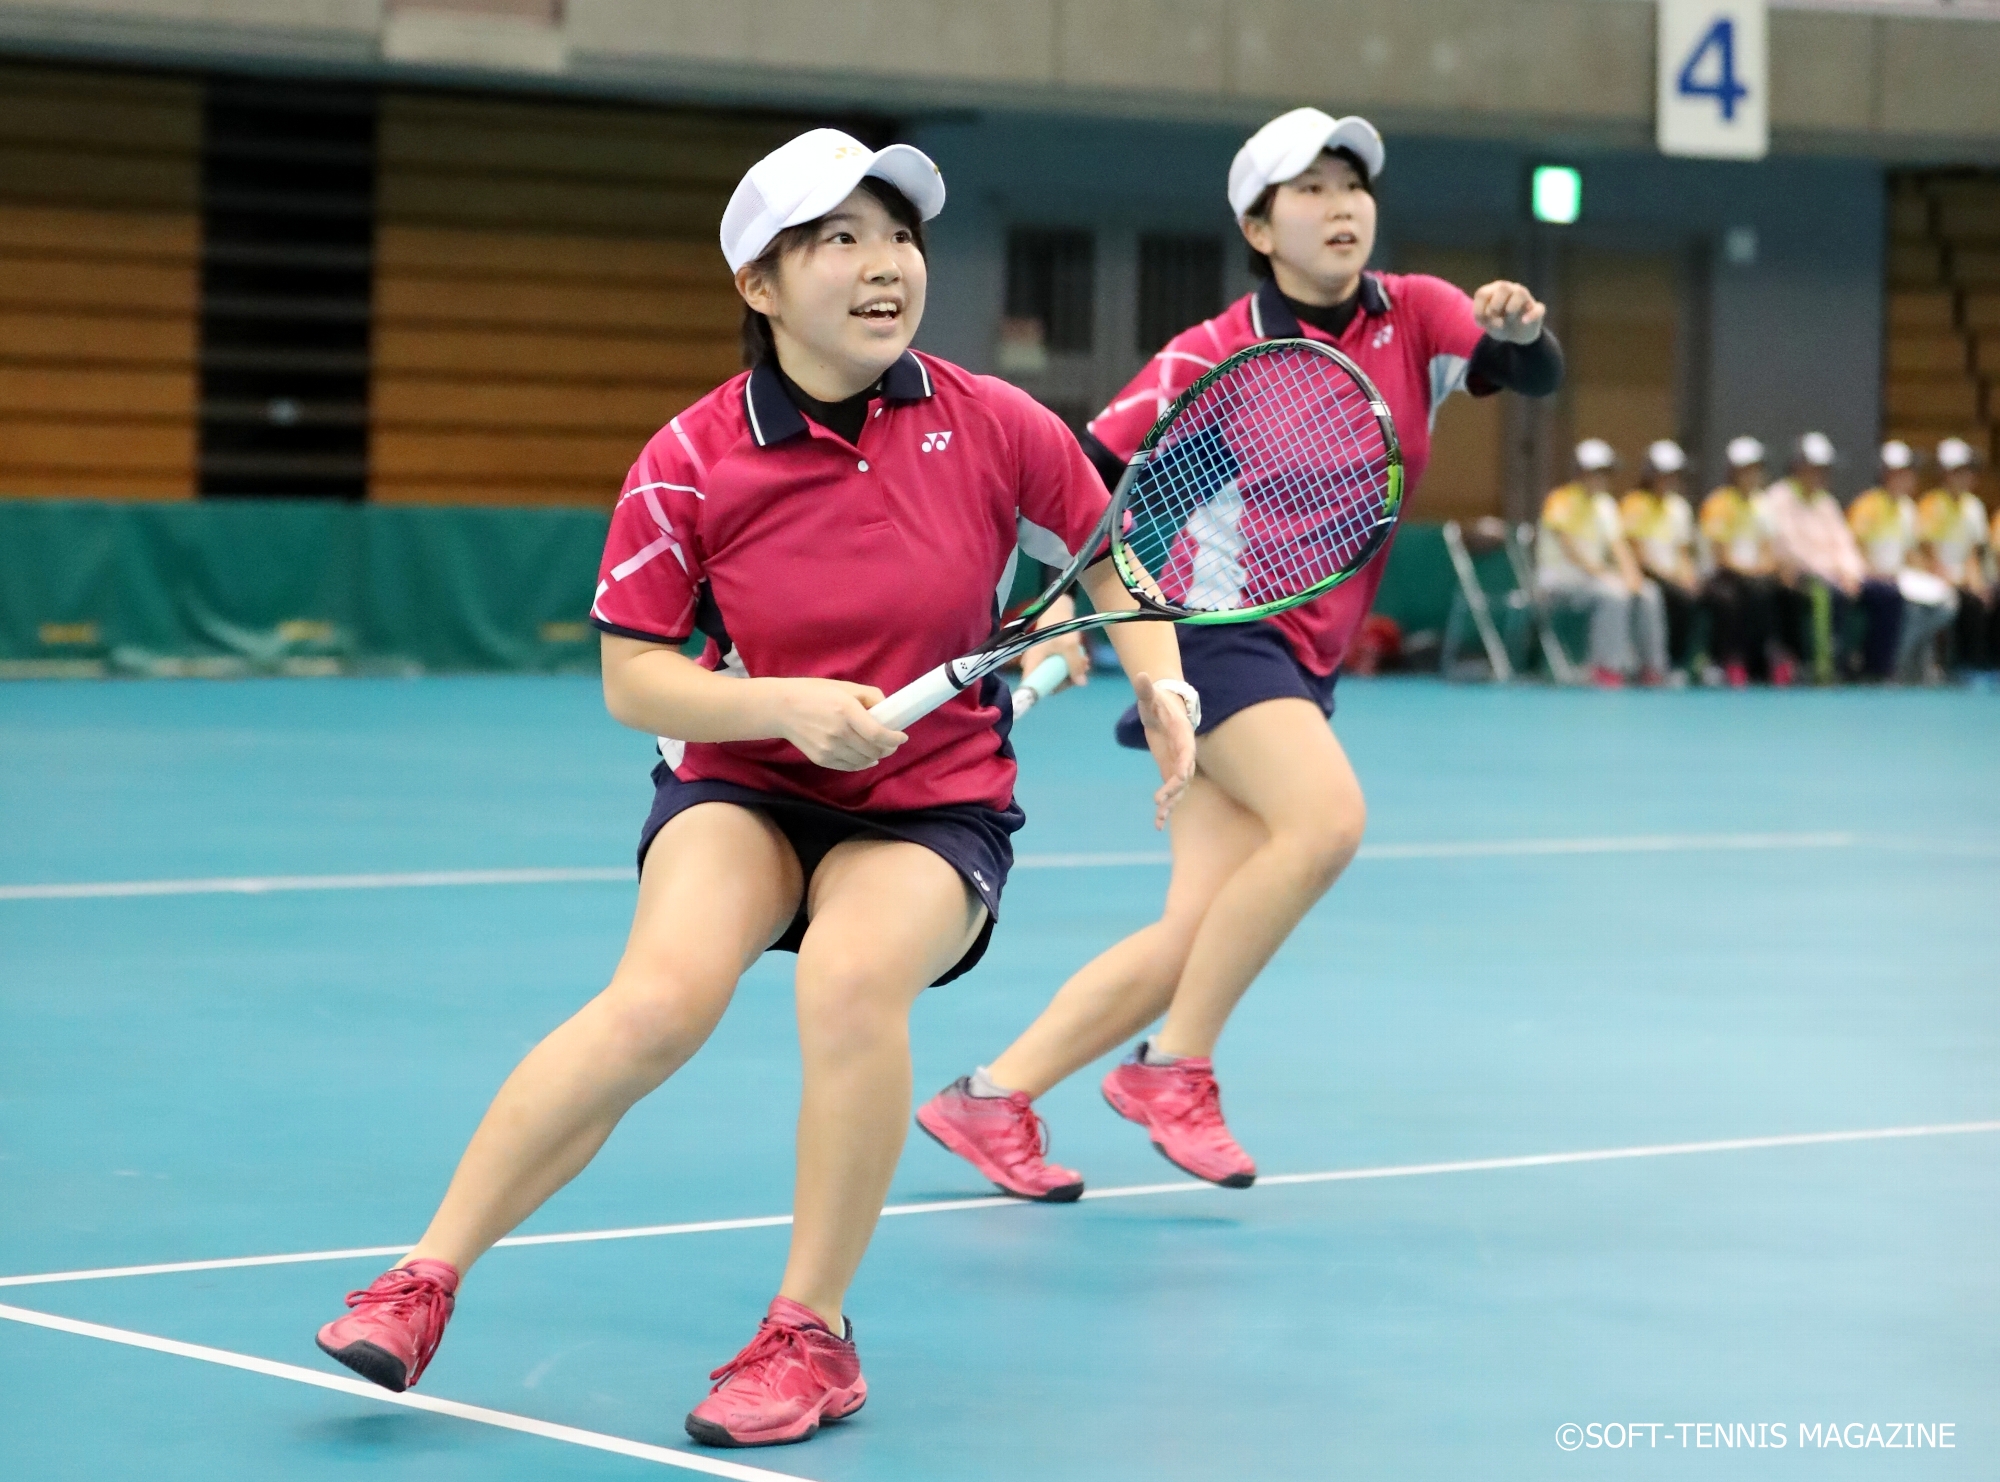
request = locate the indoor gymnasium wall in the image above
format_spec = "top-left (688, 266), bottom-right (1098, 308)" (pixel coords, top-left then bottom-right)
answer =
top-left (1551, 248), bottom-right (1682, 482)
top-left (368, 93), bottom-right (800, 508)
top-left (0, 62), bottom-right (203, 500)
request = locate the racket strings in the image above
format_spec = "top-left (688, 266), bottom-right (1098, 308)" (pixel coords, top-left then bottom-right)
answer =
top-left (1123, 347), bottom-right (1393, 613)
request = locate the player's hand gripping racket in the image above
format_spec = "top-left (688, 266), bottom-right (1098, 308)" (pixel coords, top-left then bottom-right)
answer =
top-left (869, 338), bottom-right (1404, 731)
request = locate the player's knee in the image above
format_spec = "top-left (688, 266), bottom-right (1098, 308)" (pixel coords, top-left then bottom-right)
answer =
top-left (794, 953), bottom-right (911, 1057)
top-left (595, 963), bottom-right (728, 1066)
top-left (1278, 795), bottom-right (1365, 891)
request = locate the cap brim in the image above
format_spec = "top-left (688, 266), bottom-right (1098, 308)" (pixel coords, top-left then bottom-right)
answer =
top-left (774, 144), bottom-right (945, 237)
top-left (864, 144), bottom-right (946, 220)
top-left (1268, 117), bottom-right (1384, 192)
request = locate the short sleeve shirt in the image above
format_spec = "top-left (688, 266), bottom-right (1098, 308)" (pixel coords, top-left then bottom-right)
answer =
top-left (590, 350), bottom-right (1109, 813)
top-left (1700, 485), bottom-right (1769, 570)
top-left (1086, 273), bottom-right (1487, 676)
top-left (1619, 489), bottom-right (1693, 574)
top-left (1915, 488), bottom-right (1986, 574)
top-left (1536, 483), bottom-right (1622, 580)
top-left (1847, 489), bottom-right (1914, 577)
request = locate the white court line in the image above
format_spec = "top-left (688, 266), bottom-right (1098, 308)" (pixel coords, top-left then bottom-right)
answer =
top-left (0, 832), bottom-right (1864, 901)
top-left (4, 1119), bottom-right (1993, 1292)
top-left (0, 867), bottom-right (632, 901)
top-left (0, 1302), bottom-right (812, 1482)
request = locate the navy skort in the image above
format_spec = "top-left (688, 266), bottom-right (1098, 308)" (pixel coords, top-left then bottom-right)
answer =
top-left (636, 766), bottom-right (1023, 986)
top-left (1115, 618), bottom-right (1337, 750)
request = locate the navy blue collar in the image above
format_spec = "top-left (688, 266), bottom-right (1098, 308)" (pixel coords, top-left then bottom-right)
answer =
top-left (743, 350), bottom-right (936, 448)
top-left (1249, 273), bottom-right (1390, 340)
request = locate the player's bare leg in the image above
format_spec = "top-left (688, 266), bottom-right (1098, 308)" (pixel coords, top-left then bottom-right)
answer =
top-left (780, 836), bottom-right (985, 1329)
top-left (401, 802), bottom-right (803, 1275)
top-left (1151, 698), bottom-right (1365, 1057)
top-left (983, 775), bottom-right (1264, 1098)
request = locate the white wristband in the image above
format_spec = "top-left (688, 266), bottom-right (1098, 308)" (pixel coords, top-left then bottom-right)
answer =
top-left (1151, 678), bottom-right (1202, 731)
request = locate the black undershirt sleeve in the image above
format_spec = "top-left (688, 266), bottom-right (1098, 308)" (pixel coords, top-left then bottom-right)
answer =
top-left (1079, 430), bottom-right (1126, 494)
top-left (1466, 329), bottom-right (1564, 398)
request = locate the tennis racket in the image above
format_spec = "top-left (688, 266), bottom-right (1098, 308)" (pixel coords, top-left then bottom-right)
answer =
top-left (869, 338), bottom-right (1403, 731)
top-left (1010, 654), bottom-right (1071, 719)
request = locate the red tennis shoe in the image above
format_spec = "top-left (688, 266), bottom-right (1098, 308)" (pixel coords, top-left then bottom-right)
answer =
top-left (916, 1077), bottom-right (1084, 1202)
top-left (314, 1258), bottom-right (458, 1392)
top-left (685, 1296), bottom-right (867, 1448)
top-left (1102, 1050), bottom-right (1257, 1188)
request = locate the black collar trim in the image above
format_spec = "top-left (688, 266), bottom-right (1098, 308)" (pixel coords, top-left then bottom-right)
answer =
top-left (1250, 273), bottom-right (1390, 341)
top-left (743, 350), bottom-right (936, 448)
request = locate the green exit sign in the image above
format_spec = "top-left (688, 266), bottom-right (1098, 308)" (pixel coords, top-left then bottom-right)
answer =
top-left (1532, 165), bottom-right (1581, 224)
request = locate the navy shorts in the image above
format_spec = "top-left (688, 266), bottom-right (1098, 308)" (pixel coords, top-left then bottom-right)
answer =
top-left (635, 766), bottom-right (1023, 987)
top-left (1115, 619), bottom-right (1337, 750)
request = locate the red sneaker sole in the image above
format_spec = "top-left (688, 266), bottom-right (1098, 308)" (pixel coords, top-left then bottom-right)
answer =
top-left (315, 1335), bottom-right (411, 1392)
top-left (685, 1391), bottom-right (865, 1448)
top-left (914, 1114), bottom-right (1084, 1203)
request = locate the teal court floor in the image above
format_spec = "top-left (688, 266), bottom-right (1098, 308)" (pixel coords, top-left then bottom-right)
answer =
top-left (1, 674), bottom-right (1995, 1480)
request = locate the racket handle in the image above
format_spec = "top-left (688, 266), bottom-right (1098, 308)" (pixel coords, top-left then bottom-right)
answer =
top-left (1011, 654), bottom-right (1071, 718)
top-left (868, 662), bottom-right (969, 731)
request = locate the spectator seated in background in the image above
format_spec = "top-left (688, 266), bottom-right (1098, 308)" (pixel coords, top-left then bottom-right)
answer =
top-left (1698, 435), bottom-right (1787, 685)
top-left (1849, 440), bottom-right (1955, 682)
top-left (1761, 432), bottom-right (1902, 682)
top-left (1536, 438), bottom-right (1669, 688)
top-left (1915, 437), bottom-right (1996, 673)
top-left (1619, 438), bottom-right (1701, 683)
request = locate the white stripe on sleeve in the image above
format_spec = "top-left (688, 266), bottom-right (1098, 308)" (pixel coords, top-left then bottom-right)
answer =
top-left (1428, 352), bottom-right (1470, 429)
top-left (1017, 514), bottom-right (1077, 567)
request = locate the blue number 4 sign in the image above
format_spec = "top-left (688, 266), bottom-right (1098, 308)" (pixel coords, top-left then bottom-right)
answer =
top-left (1677, 16), bottom-right (1750, 121)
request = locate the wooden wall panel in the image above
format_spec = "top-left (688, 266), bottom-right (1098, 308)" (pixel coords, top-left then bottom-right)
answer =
top-left (0, 64), bottom-right (201, 501)
top-left (1883, 173), bottom-right (2000, 490)
top-left (370, 94), bottom-right (800, 507)
top-left (1555, 247), bottom-right (1682, 478)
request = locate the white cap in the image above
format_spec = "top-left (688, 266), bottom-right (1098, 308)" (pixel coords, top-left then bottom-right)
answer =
top-left (1726, 435), bottom-right (1765, 469)
top-left (1880, 439), bottom-right (1915, 471)
top-left (1936, 436), bottom-right (1978, 471)
top-left (1574, 438), bottom-right (1617, 473)
top-left (719, 129), bottom-right (945, 273)
top-left (1795, 431), bottom-right (1836, 467)
top-left (1645, 439), bottom-right (1686, 475)
top-left (1228, 108), bottom-right (1385, 219)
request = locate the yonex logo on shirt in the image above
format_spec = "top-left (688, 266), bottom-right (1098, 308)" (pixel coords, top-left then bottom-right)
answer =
top-left (1372, 323), bottom-right (1394, 349)
top-left (920, 431), bottom-right (954, 452)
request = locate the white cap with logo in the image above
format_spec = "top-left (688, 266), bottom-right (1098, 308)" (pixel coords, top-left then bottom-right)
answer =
top-left (1228, 108), bottom-right (1386, 219)
top-left (1879, 439), bottom-right (1915, 471)
top-left (1574, 438), bottom-right (1618, 472)
top-left (720, 128), bottom-right (946, 273)
top-left (1645, 439), bottom-right (1686, 475)
top-left (1726, 435), bottom-right (1765, 469)
top-left (1936, 436), bottom-right (1978, 471)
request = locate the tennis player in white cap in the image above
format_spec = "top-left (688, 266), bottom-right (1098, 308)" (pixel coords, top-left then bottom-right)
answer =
top-left (311, 127), bottom-right (1196, 1449)
top-left (919, 105), bottom-right (1564, 1200)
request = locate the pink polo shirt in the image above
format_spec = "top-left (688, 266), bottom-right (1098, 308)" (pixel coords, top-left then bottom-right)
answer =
top-left (1088, 273), bottom-right (1488, 675)
top-left (590, 350), bottom-right (1109, 814)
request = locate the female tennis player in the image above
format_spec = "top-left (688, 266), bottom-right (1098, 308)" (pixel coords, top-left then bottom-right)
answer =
top-left (919, 108), bottom-right (1564, 1198)
top-left (312, 129), bottom-right (1196, 1449)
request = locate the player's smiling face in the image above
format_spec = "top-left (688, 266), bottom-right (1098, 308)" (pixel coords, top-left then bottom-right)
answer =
top-left (1242, 152), bottom-right (1377, 305)
top-left (741, 186), bottom-right (927, 400)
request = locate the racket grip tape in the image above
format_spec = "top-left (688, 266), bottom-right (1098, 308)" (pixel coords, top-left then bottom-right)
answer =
top-left (868, 662), bottom-right (970, 731)
top-left (1011, 654), bottom-right (1071, 718)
